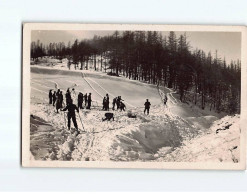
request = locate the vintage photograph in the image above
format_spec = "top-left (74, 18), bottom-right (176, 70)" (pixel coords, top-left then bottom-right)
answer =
top-left (22, 24), bottom-right (246, 169)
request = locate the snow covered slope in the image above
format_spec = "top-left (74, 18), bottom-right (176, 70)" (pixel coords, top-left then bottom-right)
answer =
top-left (29, 66), bottom-right (241, 162)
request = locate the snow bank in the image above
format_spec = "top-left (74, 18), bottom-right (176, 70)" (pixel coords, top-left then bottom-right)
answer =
top-left (30, 100), bottom-right (240, 163)
top-left (157, 115), bottom-right (240, 162)
top-left (31, 103), bottom-right (200, 161)
top-left (186, 115), bottom-right (218, 129)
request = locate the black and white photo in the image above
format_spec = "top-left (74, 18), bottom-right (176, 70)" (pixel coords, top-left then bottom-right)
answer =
top-left (22, 23), bottom-right (246, 169)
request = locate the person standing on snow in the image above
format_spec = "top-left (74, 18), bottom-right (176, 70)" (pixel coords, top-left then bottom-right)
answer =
top-left (84, 93), bottom-right (88, 107)
top-left (49, 89), bottom-right (53, 104)
top-left (106, 94), bottom-right (110, 111)
top-left (52, 91), bottom-right (57, 106)
top-left (78, 92), bottom-right (84, 109)
top-left (102, 97), bottom-right (107, 110)
top-left (56, 89), bottom-right (60, 97)
top-left (71, 88), bottom-right (77, 104)
top-left (65, 88), bottom-right (71, 105)
top-left (61, 99), bottom-right (80, 135)
top-left (59, 91), bottom-right (64, 108)
top-left (87, 93), bottom-right (92, 109)
top-left (144, 99), bottom-right (151, 115)
top-left (116, 96), bottom-right (122, 110)
top-left (112, 97), bottom-right (117, 110)
top-left (55, 94), bottom-right (61, 113)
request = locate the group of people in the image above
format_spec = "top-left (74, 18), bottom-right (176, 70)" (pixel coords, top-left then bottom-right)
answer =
top-left (103, 95), bottom-right (165, 115)
top-left (48, 88), bottom-right (93, 135)
top-left (102, 94), bottom-right (110, 111)
top-left (72, 90), bottom-right (92, 110)
top-left (112, 96), bottom-right (126, 111)
top-left (102, 95), bottom-right (126, 112)
top-left (49, 89), bottom-right (64, 113)
top-left (49, 88), bottom-right (93, 112)
top-left (47, 86), bottom-right (169, 134)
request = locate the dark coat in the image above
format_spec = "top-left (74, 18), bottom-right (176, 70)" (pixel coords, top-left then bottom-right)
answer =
top-left (62, 103), bottom-right (79, 116)
top-left (144, 101), bottom-right (151, 108)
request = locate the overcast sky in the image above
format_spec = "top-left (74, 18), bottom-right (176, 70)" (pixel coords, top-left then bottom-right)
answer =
top-left (31, 30), bottom-right (241, 64)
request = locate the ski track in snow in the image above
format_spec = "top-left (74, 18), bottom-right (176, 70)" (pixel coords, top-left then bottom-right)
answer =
top-left (31, 87), bottom-right (48, 94)
top-left (86, 75), bottom-right (136, 108)
top-left (81, 72), bottom-right (104, 99)
top-left (31, 81), bottom-right (51, 89)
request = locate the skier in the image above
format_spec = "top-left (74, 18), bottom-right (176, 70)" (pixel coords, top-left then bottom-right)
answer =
top-left (52, 91), bottom-right (57, 106)
top-left (84, 93), bottom-right (88, 107)
top-left (78, 92), bottom-right (84, 109)
top-left (49, 89), bottom-right (53, 104)
top-left (112, 97), bottom-right (117, 110)
top-left (87, 93), bottom-right (92, 109)
top-left (65, 88), bottom-right (71, 105)
top-left (61, 99), bottom-right (80, 135)
top-left (163, 94), bottom-right (168, 106)
top-left (144, 99), bottom-right (151, 115)
top-left (106, 94), bottom-right (110, 111)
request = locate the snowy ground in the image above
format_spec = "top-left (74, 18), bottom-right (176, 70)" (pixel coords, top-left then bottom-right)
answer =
top-left (29, 62), bottom-right (241, 162)
top-left (156, 114), bottom-right (240, 162)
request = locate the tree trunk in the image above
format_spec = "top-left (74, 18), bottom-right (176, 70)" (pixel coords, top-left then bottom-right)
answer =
top-left (100, 54), bottom-right (103, 71)
top-left (86, 58), bottom-right (88, 70)
top-left (94, 54), bottom-right (96, 71)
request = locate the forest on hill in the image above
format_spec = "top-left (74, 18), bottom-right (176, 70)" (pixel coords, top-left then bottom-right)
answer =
top-left (30, 31), bottom-right (241, 114)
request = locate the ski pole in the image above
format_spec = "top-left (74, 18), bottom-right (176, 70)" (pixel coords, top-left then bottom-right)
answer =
top-left (78, 112), bottom-right (85, 132)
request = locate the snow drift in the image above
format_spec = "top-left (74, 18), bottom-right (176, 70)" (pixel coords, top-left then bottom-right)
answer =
top-left (30, 102), bottom-right (241, 162)
top-left (156, 114), bottom-right (240, 162)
